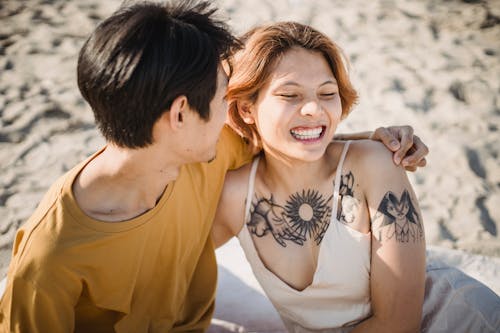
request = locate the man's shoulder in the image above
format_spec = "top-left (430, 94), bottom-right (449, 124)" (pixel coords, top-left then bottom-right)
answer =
top-left (25, 156), bottom-right (90, 226)
top-left (13, 155), bottom-right (99, 260)
top-left (217, 125), bottom-right (253, 168)
top-left (22, 172), bottom-right (70, 230)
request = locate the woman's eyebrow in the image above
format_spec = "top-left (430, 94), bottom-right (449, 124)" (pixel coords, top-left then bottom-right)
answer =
top-left (319, 80), bottom-right (338, 87)
top-left (273, 79), bottom-right (338, 89)
top-left (276, 81), bottom-right (300, 87)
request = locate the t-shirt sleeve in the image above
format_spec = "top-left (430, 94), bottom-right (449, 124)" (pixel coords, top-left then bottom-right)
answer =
top-left (0, 275), bottom-right (75, 333)
top-left (217, 124), bottom-right (254, 170)
top-left (0, 187), bottom-right (79, 333)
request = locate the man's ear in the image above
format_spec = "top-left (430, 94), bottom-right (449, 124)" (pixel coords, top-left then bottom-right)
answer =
top-left (238, 100), bottom-right (255, 124)
top-left (169, 95), bottom-right (189, 130)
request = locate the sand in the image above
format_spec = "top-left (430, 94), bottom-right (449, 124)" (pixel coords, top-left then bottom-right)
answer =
top-left (0, 0), bottom-right (499, 304)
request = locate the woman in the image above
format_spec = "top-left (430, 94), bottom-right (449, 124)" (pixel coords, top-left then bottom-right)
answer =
top-left (212, 22), bottom-right (499, 332)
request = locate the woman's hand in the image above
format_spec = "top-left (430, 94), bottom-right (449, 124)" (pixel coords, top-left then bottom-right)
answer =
top-left (369, 126), bottom-right (428, 172)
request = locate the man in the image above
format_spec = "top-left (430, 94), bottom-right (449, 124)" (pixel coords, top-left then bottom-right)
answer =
top-left (0, 1), bottom-right (427, 332)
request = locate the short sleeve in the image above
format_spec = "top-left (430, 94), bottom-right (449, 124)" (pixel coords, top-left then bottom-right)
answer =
top-left (0, 275), bottom-right (75, 333)
top-left (217, 125), bottom-right (253, 170)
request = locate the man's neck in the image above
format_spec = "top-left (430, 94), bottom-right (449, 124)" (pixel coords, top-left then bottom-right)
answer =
top-left (72, 144), bottom-right (181, 222)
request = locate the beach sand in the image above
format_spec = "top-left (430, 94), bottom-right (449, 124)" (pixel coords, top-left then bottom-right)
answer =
top-left (1, 0), bottom-right (499, 316)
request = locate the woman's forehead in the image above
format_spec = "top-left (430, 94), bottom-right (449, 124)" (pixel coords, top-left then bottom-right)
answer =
top-left (268, 50), bottom-right (337, 87)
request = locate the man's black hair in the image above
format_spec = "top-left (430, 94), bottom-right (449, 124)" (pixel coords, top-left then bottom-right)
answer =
top-left (77, 0), bottom-right (237, 148)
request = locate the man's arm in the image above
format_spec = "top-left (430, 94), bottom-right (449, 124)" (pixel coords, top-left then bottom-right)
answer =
top-left (335, 125), bottom-right (429, 171)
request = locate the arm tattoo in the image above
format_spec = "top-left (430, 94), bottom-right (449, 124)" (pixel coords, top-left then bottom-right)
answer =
top-left (248, 190), bottom-right (332, 247)
top-left (373, 190), bottom-right (424, 242)
top-left (336, 171), bottom-right (361, 224)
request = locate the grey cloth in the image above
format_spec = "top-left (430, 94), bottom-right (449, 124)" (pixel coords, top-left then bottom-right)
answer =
top-left (421, 260), bottom-right (500, 333)
top-left (279, 262), bottom-right (500, 333)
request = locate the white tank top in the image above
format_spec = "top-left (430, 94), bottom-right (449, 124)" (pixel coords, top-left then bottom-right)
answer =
top-left (237, 141), bottom-right (372, 332)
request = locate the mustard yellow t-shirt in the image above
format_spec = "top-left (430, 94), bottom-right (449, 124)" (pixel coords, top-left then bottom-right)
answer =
top-left (0, 125), bottom-right (252, 333)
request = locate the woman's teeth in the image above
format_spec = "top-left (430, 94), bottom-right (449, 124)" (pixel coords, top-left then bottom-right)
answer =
top-left (290, 127), bottom-right (323, 140)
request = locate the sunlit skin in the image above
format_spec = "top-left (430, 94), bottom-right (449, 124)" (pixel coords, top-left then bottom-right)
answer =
top-left (71, 68), bottom-right (229, 223)
top-left (246, 47), bottom-right (342, 165)
top-left (187, 68), bottom-right (229, 164)
top-left (213, 45), bottom-right (426, 332)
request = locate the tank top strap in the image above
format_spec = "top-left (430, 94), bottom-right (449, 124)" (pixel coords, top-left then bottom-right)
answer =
top-left (244, 156), bottom-right (260, 222)
top-left (331, 141), bottom-right (352, 223)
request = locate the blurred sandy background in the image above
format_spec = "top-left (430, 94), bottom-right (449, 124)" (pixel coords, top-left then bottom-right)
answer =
top-left (1, 0), bottom-right (499, 291)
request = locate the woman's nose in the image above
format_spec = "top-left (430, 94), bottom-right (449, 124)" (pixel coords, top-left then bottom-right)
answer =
top-left (300, 100), bottom-right (321, 117)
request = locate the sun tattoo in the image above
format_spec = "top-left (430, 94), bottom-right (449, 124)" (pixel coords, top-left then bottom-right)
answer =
top-left (247, 190), bottom-right (333, 247)
top-left (284, 190), bottom-right (331, 244)
top-left (374, 190), bottom-right (423, 242)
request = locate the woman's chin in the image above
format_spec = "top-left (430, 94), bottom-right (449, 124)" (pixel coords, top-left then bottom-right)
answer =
top-left (284, 150), bottom-right (327, 164)
top-left (263, 142), bottom-right (329, 164)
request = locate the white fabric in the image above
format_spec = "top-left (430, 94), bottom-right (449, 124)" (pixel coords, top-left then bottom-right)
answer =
top-left (0, 277), bottom-right (5, 299)
top-left (212, 139), bottom-right (500, 331)
top-left (213, 243), bottom-right (500, 333)
top-left (237, 142), bottom-right (372, 331)
top-left (244, 154), bottom-right (260, 221)
top-left (213, 239), bottom-right (287, 333)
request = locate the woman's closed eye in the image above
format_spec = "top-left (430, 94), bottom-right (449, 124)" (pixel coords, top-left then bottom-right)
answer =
top-left (319, 92), bottom-right (338, 98)
top-left (276, 93), bottom-right (299, 99)
top-left (278, 93), bottom-right (298, 97)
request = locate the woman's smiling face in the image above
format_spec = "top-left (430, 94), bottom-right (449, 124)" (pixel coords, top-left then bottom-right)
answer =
top-left (247, 46), bottom-right (342, 162)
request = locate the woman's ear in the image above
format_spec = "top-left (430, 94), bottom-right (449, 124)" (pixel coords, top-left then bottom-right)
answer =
top-left (238, 100), bottom-right (255, 124)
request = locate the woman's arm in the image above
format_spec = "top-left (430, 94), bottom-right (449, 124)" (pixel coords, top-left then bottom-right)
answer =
top-left (212, 210), bottom-right (236, 249)
top-left (352, 141), bottom-right (426, 333)
top-left (211, 168), bottom-right (249, 248)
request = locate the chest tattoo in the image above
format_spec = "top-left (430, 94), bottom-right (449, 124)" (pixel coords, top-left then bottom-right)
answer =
top-left (248, 190), bottom-right (333, 247)
top-left (247, 171), bottom-right (363, 247)
top-left (337, 171), bottom-right (361, 224)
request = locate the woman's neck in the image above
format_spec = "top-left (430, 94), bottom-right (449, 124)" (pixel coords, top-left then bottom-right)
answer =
top-left (259, 148), bottom-right (335, 195)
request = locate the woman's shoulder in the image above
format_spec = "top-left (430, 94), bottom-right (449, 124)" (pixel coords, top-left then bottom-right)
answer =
top-left (213, 159), bottom-right (255, 244)
top-left (221, 160), bottom-right (254, 217)
top-left (344, 140), bottom-right (411, 201)
top-left (345, 139), bottom-right (399, 172)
